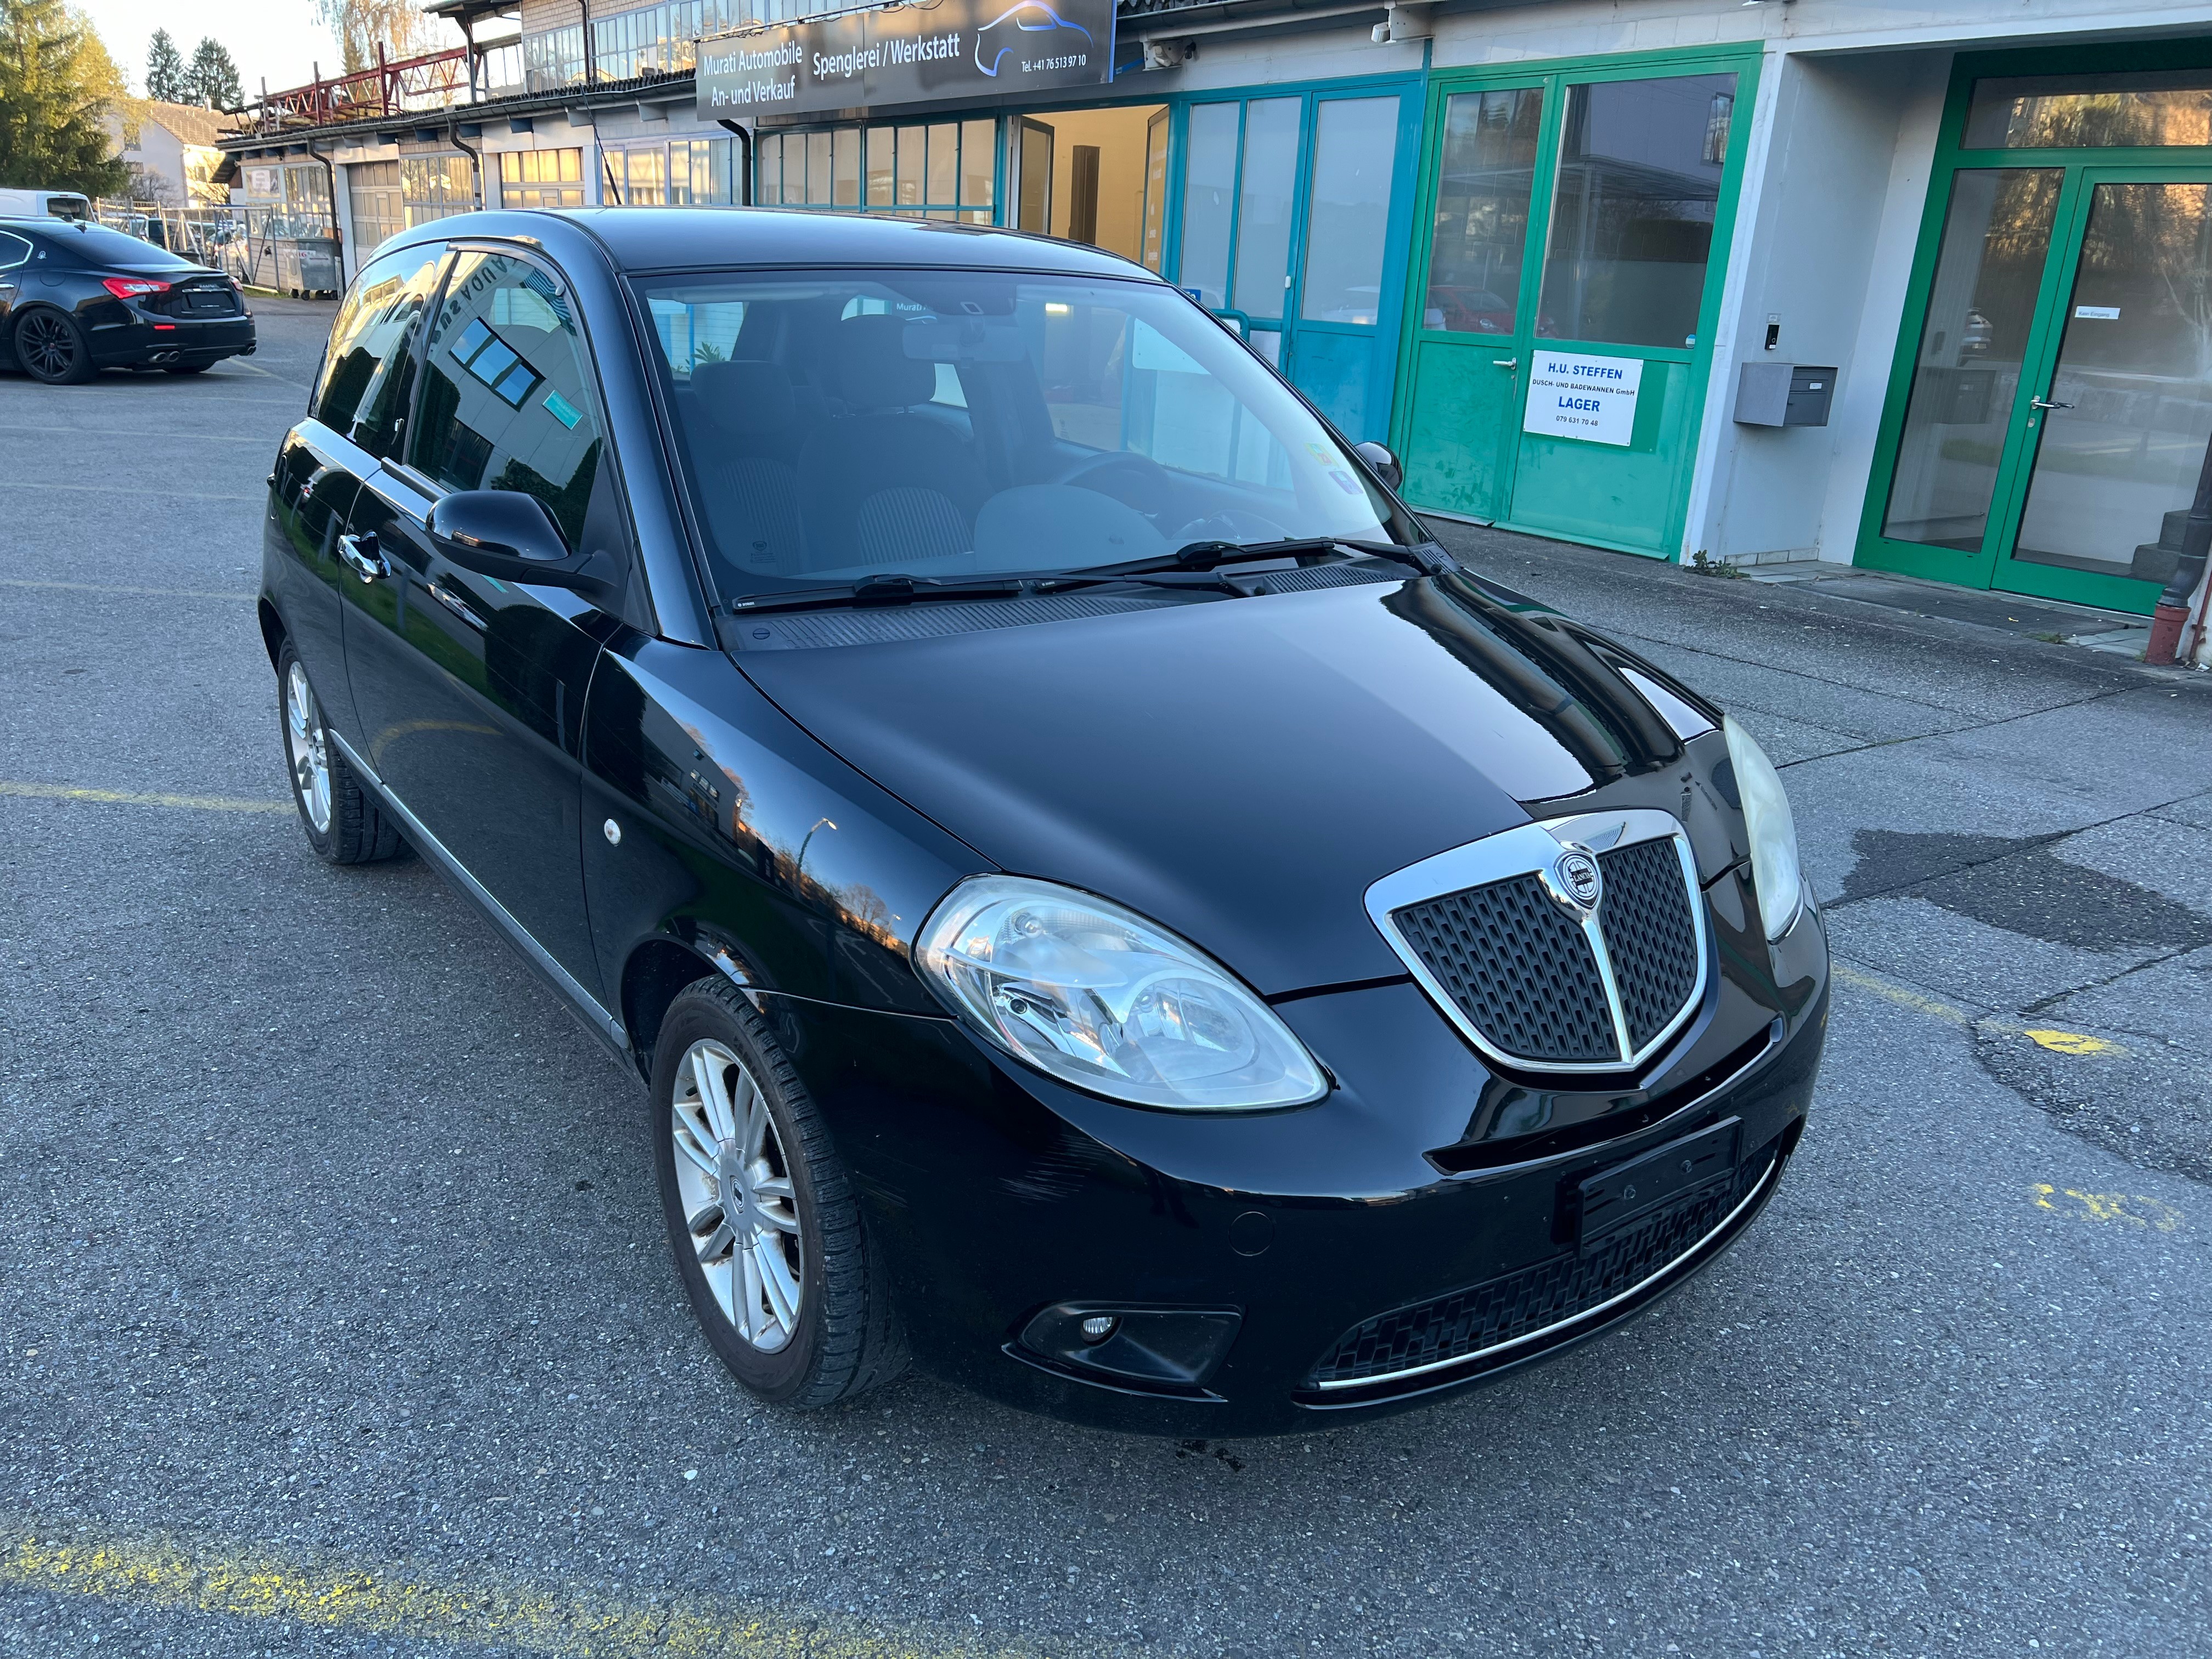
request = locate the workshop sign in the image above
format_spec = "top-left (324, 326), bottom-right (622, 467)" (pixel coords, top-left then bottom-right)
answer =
top-left (1522, 351), bottom-right (1644, 447)
top-left (697, 0), bottom-right (1116, 120)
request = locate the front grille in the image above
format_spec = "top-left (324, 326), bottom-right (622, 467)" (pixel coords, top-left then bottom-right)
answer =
top-left (1384, 823), bottom-right (1706, 1071)
top-left (1598, 838), bottom-right (1701, 1049)
top-left (1309, 1140), bottom-right (1778, 1390)
top-left (1392, 876), bottom-right (1615, 1063)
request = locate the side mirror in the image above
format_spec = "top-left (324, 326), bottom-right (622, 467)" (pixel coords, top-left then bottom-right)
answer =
top-left (427, 489), bottom-right (622, 604)
top-left (1354, 441), bottom-right (1402, 492)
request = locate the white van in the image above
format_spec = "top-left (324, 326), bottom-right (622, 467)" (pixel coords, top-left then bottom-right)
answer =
top-left (0, 189), bottom-right (91, 221)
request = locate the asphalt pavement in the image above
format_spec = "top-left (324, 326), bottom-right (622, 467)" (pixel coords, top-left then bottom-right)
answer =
top-left (2, 298), bottom-right (2208, 1658)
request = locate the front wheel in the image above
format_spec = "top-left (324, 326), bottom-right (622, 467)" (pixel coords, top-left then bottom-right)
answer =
top-left (651, 979), bottom-right (907, 1407)
top-left (276, 641), bottom-right (403, 864)
top-left (15, 310), bottom-right (95, 385)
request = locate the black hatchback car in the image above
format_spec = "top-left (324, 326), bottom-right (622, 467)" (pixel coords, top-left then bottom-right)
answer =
top-left (0, 218), bottom-right (255, 382)
top-left (259, 209), bottom-right (1827, 1436)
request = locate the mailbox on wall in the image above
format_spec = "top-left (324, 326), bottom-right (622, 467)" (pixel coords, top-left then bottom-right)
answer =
top-left (1735, 362), bottom-right (1836, 427)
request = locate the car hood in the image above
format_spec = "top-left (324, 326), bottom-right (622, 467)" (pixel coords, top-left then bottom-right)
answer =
top-left (736, 574), bottom-right (1700, 995)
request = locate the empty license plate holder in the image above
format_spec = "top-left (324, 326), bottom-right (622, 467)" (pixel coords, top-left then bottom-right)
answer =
top-left (1572, 1118), bottom-right (1740, 1254)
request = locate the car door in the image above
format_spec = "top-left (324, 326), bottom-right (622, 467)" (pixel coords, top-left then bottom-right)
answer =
top-left (339, 245), bottom-right (620, 1006)
top-left (265, 242), bottom-right (447, 735)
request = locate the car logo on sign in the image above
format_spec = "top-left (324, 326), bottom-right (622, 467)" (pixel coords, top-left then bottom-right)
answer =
top-left (1545, 848), bottom-right (1604, 916)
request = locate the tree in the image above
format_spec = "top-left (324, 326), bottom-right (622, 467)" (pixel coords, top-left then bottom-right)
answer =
top-left (315, 0), bottom-right (434, 75)
top-left (185, 37), bottom-right (239, 110)
top-left (144, 27), bottom-right (184, 101)
top-left (0, 0), bottom-right (129, 196)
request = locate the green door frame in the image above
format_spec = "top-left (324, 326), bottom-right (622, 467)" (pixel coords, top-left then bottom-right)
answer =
top-left (1854, 38), bottom-right (2212, 614)
top-left (1387, 43), bottom-right (1761, 558)
top-left (1161, 72), bottom-right (1425, 443)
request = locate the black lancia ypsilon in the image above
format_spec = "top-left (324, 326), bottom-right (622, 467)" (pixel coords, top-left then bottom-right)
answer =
top-left (259, 208), bottom-right (1826, 1436)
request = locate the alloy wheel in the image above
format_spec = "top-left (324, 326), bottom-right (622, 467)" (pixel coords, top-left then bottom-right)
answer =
top-left (672, 1039), bottom-right (804, 1352)
top-left (19, 313), bottom-right (77, 380)
top-left (284, 661), bottom-right (332, 834)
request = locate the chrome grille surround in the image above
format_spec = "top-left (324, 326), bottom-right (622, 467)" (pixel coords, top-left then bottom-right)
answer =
top-left (1365, 808), bottom-right (1709, 1075)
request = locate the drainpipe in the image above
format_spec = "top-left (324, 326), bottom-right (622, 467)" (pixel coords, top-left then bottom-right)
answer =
top-left (305, 133), bottom-right (343, 288)
top-left (580, 0), bottom-right (595, 87)
top-left (2146, 429), bottom-right (2212, 665)
top-left (448, 117), bottom-right (484, 210)
top-left (716, 119), bottom-right (753, 205)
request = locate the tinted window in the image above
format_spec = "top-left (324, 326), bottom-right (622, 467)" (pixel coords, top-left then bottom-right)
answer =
top-left (42, 223), bottom-right (198, 270)
top-left (312, 243), bottom-right (446, 449)
top-left (0, 232), bottom-right (29, 270)
top-left (412, 251), bottom-right (603, 551)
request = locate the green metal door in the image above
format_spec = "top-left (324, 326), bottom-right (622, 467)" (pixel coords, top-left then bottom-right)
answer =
top-left (1857, 44), bottom-right (2212, 614)
top-left (1393, 49), bottom-right (1758, 556)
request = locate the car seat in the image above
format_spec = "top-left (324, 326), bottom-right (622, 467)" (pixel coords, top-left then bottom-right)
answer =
top-left (689, 360), bottom-right (808, 575)
top-left (796, 314), bottom-right (988, 571)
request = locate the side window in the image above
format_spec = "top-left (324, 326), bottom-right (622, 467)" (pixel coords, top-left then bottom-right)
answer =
top-left (311, 243), bottom-right (446, 449)
top-left (411, 251), bottom-right (604, 551)
top-left (0, 232), bottom-right (30, 270)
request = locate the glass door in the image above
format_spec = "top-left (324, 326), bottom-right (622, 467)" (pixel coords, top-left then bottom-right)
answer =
top-left (1171, 83), bottom-right (1420, 441)
top-left (1999, 172), bottom-right (2212, 606)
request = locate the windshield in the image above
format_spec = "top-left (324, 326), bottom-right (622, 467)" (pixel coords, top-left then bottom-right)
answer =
top-left (632, 268), bottom-right (1411, 597)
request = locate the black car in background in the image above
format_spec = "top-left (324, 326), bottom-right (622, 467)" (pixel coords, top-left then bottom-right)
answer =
top-left (258, 208), bottom-right (1828, 1436)
top-left (0, 218), bottom-right (255, 383)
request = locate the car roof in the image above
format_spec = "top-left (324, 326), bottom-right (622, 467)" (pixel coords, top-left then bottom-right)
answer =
top-left (383, 206), bottom-right (1165, 281)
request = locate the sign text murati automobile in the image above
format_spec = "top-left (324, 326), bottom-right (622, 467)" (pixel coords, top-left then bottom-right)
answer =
top-left (697, 0), bottom-right (1116, 121)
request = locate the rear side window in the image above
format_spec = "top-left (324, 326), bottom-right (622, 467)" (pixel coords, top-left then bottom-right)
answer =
top-left (411, 251), bottom-right (603, 551)
top-left (0, 232), bottom-right (29, 270)
top-left (312, 244), bottom-right (447, 453)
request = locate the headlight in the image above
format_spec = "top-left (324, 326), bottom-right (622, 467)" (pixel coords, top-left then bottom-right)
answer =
top-left (915, 876), bottom-right (1328, 1110)
top-left (1724, 716), bottom-right (1804, 940)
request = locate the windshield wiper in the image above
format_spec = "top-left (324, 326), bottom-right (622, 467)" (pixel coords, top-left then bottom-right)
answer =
top-left (1068, 536), bottom-right (1459, 583)
top-left (726, 573), bottom-right (1035, 615)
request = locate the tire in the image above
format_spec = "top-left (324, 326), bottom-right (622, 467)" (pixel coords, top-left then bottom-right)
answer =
top-left (163, 362), bottom-right (213, 375)
top-left (275, 640), bottom-right (403, 864)
top-left (652, 978), bottom-right (908, 1407)
top-left (15, 309), bottom-right (96, 385)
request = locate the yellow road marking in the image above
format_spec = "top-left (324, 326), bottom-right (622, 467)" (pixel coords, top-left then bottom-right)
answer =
top-left (0, 577), bottom-right (252, 600)
top-left (2032, 1184), bottom-right (2183, 1232)
top-left (2023, 1028), bottom-right (2121, 1055)
top-left (1832, 961), bottom-right (2129, 1058)
top-left (1, 1516), bottom-right (1030, 1658)
top-left (0, 781), bottom-right (288, 814)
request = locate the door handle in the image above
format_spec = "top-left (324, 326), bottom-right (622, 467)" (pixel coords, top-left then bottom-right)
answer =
top-left (336, 532), bottom-right (389, 583)
top-left (1493, 358), bottom-right (1519, 370)
top-left (2029, 397), bottom-right (2073, 410)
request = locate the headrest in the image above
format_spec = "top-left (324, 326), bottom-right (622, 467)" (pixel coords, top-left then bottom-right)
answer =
top-left (834, 313), bottom-right (936, 410)
top-left (691, 359), bottom-right (797, 437)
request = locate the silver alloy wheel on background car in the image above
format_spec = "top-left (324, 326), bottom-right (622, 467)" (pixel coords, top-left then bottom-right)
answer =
top-left (284, 661), bottom-right (332, 834)
top-left (672, 1039), bottom-right (804, 1352)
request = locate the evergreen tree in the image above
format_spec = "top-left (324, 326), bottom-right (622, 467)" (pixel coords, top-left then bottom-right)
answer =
top-left (185, 36), bottom-right (239, 110)
top-left (144, 27), bottom-right (184, 101)
top-left (0, 0), bottom-right (129, 196)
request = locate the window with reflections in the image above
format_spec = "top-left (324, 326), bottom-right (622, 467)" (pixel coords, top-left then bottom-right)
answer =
top-left (1965, 69), bottom-right (2212, 149)
top-left (1423, 87), bottom-right (1543, 335)
top-left (755, 120), bottom-right (995, 222)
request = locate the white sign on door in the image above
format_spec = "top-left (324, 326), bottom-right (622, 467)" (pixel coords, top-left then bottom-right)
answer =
top-left (1523, 351), bottom-right (1644, 447)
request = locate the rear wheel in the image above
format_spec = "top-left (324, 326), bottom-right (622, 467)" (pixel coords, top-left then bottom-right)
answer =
top-left (276, 641), bottom-right (402, 864)
top-left (652, 978), bottom-right (907, 1407)
top-left (15, 310), bottom-right (94, 385)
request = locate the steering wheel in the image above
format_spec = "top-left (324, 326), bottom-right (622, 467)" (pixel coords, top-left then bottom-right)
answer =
top-left (1053, 448), bottom-right (1175, 511)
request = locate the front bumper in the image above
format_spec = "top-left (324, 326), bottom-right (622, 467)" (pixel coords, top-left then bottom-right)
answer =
top-left (768, 900), bottom-right (1829, 1437)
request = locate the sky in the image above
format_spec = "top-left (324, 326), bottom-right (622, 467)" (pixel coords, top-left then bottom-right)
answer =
top-left (76, 0), bottom-right (461, 102)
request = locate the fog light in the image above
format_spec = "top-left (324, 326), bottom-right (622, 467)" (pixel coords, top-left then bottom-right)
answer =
top-left (1014, 1304), bottom-right (1243, 1392)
